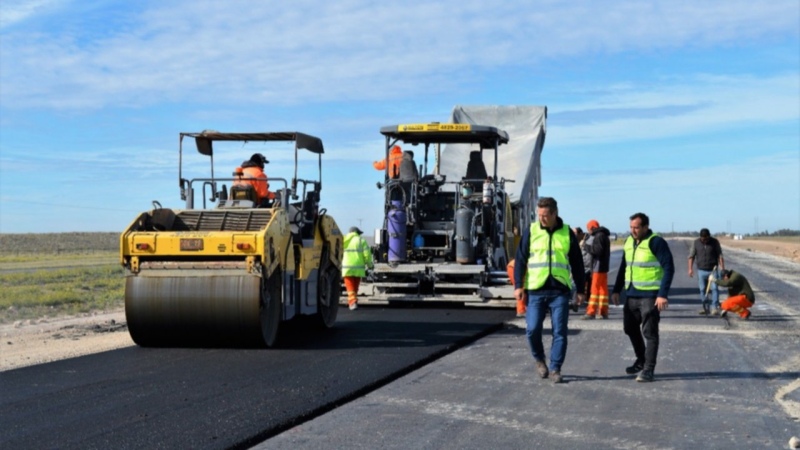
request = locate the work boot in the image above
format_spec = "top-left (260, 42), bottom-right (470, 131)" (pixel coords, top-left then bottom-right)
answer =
top-left (551, 371), bottom-right (563, 384)
top-left (712, 308), bottom-right (721, 316)
top-left (535, 359), bottom-right (549, 379)
top-left (600, 314), bottom-right (609, 319)
top-left (636, 370), bottom-right (654, 382)
top-left (349, 303), bottom-right (358, 311)
top-left (698, 308), bottom-right (709, 316)
top-left (625, 360), bottom-right (644, 375)
top-left (581, 314), bottom-right (595, 320)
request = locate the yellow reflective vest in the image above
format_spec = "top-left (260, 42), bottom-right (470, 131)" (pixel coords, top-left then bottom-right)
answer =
top-left (524, 222), bottom-right (573, 290)
top-left (342, 232), bottom-right (373, 277)
top-left (624, 233), bottom-right (664, 291)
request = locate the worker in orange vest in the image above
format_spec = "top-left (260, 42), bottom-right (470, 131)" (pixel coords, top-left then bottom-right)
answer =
top-left (373, 145), bottom-right (403, 179)
top-left (507, 259), bottom-right (526, 317)
top-left (234, 153), bottom-right (275, 205)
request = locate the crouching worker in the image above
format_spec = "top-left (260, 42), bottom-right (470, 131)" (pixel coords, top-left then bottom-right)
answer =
top-left (712, 269), bottom-right (755, 320)
top-left (343, 226), bottom-right (374, 311)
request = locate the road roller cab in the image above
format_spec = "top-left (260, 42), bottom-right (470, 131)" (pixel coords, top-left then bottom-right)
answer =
top-left (120, 131), bottom-right (343, 347)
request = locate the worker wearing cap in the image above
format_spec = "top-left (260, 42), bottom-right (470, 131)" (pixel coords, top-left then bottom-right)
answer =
top-left (582, 219), bottom-right (612, 319)
top-left (373, 145), bottom-right (404, 179)
top-left (342, 226), bottom-right (374, 310)
top-left (234, 153), bottom-right (275, 205)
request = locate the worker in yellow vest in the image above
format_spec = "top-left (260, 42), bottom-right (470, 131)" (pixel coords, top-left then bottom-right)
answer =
top-left (513, 197), bottom-right (586, 384)
top-left (611, 212), bottom-right (675, 383)
top-left (342, 226), bottom-right (374, 310)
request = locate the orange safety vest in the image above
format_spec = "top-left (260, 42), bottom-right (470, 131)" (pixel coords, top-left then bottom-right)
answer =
top-left (373, 146), bottom-right (403, 179)
top-left (234, 166), bottom-right (275, 201)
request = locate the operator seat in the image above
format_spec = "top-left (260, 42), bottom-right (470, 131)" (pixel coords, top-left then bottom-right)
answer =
top-left (398, 151), bottom-right (419, 182)
top-left (230, 184), bottom-right (259, 204)
top-left (465, 151), bottom-right (488, 180)
top-left (464, 151), bottom-right (488, 192)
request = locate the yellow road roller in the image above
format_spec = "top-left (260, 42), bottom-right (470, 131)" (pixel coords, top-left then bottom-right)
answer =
top-left (120, 131), bottom-right (343, 347)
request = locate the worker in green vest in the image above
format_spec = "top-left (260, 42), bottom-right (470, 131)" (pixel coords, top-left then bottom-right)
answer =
top-left (342, 226), bottom-right (374, 311)
top-left (513, 197), bottom-right (586, 384)
top-left (611, 212), bottom-right (675, 383)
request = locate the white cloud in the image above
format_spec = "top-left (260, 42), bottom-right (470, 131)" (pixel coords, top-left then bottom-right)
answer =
top-left (1, 0), bottom-right (797, 109)
top-left (548, 73), bottom-right (800, 146)
top-left (0, 0), bottom-right (63, 28)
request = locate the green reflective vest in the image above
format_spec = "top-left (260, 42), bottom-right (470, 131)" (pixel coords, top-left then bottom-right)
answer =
top-left (624, 233), bottom-right (664, 291)
top-left (342, 232), bottom-right (373, 277)
top-left (525, 222), bottom-right (573, 290)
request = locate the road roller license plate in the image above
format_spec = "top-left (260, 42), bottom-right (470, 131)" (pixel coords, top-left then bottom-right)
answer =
top-left (180, 238), bottom-right (204, 251)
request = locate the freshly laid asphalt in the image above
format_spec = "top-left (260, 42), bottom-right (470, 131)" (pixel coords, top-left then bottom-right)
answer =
top-left (258, 240), bottom-right (800, 449)
top-left (0, 308), bottom-right (512, 450)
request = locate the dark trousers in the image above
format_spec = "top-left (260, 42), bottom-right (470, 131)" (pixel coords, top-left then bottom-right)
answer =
top-left (623, 296), bottom-right (660, 372)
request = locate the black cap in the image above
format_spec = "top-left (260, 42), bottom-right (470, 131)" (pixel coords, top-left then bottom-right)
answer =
top-left (250, 153), bottom-right (269, 167)
top-left (349, 226), bottom-right (363, 235)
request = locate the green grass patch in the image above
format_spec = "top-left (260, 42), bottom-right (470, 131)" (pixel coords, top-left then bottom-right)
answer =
top-left (0, 265), bottom-right (124, 324)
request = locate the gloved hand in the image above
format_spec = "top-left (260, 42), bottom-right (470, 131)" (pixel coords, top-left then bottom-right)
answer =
top-left (708, 273), bottom-right (717, 282)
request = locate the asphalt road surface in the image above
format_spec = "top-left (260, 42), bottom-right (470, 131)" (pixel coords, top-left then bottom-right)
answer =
top-left (2, 239), bottom-right (798, 450)
top-left (260, 239), bottom-right (800, 449)
top-left (0, 307), bottom-right (513, 449)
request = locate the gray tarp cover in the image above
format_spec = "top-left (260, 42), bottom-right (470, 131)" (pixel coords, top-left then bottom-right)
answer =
top-left (439, 106), bottom-right (546, 213)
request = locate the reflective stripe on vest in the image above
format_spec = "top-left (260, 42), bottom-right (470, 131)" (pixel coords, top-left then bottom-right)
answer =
top-left (342, 232), bottom-right (368, 277)
top-left (624, 233), bottom-right (664, 290)
top-left (525, 222), bottom-right (572, 290)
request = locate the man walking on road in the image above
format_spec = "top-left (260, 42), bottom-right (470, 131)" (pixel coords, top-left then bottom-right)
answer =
top-left (582, 219), bottom-right (611, 320)
top-left (688, 228), bottom-right (725, 315)
top-left (342, 226), bottom-right (373, 311)
top-left (612, 212), bottom-right (674, 383)
top-left (712, 269), bottom-right (755, 320)
top-left (514, 197), bottom-right (586, 384)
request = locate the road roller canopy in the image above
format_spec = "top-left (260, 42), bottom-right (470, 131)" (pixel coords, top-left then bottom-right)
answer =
top-left (182, 131), bottom-right (324, 156)
top-left (177, 130), bottom-right (326, 210)
top-left (380, 123), bottom-right (509, 148)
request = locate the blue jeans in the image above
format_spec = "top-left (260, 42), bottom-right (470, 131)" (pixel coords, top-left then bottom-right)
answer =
top-left (525, 290), bottom-right (570, 372)
top-left (697, 268), bottom-right (719, 309)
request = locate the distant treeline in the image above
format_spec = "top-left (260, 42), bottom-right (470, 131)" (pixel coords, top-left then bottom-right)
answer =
top-left (0, 232), bottom-right (119, 254)
top-left (660, 229), bottom-right (800, 238)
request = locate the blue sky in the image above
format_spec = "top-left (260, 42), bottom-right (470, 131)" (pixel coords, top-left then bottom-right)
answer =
top-left (1, 0), bottom-right (798, 236)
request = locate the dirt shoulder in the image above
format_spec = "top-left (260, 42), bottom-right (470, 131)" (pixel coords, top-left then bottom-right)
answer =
top-left (1, 310), bottom-right (131, 371)
top-left (2, 236), bottom-right (798, 372)
top-left (717, 236), bottom-right (800, 264)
